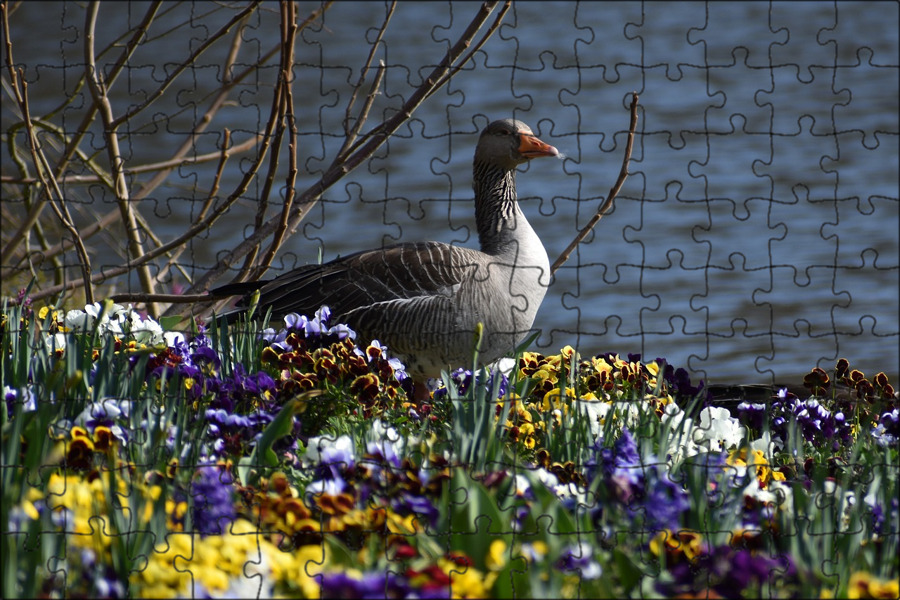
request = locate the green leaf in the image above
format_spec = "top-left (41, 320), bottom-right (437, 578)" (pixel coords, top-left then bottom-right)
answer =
top-left (612, 547), bottom-right (643, 593)
top-left (158, 315), bottom-right (185, 331)
top-left (448, 469), bottom-right (510, 568)
top-left (239, 391), bottom-right (321, 485)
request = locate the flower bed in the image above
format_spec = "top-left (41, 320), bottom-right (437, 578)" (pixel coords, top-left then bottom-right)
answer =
top-left (2, 299), bottom-right (897, 598)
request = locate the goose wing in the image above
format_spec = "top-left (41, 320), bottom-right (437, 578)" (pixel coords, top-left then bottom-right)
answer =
top-left (224, 241), bottom-right (483, 322)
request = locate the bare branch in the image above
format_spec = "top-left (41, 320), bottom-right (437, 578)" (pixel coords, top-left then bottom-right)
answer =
top-left (2, 3), bottom-right (162, 264)
top-left (21, 4), bottom-right (336, 307)
top-left (550, 93), bottom-right (640, 276)
top-left (0, 133), bottom-right (254, 186)
top-left (102, 1), bottom-right (162, 93)
top-left (24, 180), bottom-right (246, 304)
top-left (9, 133), bottom-right (257, 268)
top-left (335, 1), bottom-right (396, 161)
top-left (423, 0), bottom-right (511, 103)
top-left (15, 69), bottom-right (95, 304)
top-left (2, 3), bottom-right (93, 300)
top-left (109, 1), bottom-right (261, 128)
top-left (84, 1), bottom-right (158, 314)
top-left (252, 0), bottom-right (302, 281)
top-left (0, 2), bottom-right (59, 262)
top-left (177, 1), bottom-right (508, 312)
top-left (197, 129), bottom-right (233, 223)
top-left (2, 3), bottom-right (265, 272)
top-left (234, 59), bottom-right (288, 283)
top-left (110, 292), bottom-right (210, 304)
top-left (341, 1), bottom-right (508, 162)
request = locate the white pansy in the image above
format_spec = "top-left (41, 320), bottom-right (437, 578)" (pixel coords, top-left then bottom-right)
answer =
top-left (692, 406), bottom-right (746, 452)
top-left (536, 467), bottom-right (560, 490)
top-left (513, 474), bottom-right (532, 498)
top-left (163, 331), bottom-right (186, 347)
top-left (749, 430), bottom-right (779, 458)
top-left (58, 301), bottom-right (167, 345)
top-left (366, 418), bottom-right (404, 465)
top-left (128, 314), bottom-right (165, 345)
top-left (64, 308), bottom-right (96, 332)
top-left (660, 403), bottom-right (701, 461)
top-left (574, 398), bottom-right (610, 440)
top-left (305, 477), bottom-right (345, 497)
top-left (44, 332), bottom-right (68, 353)
top-left (492, 356), bottom-right (518, 377)
top-left (305, 434), bottom-right (355, 466)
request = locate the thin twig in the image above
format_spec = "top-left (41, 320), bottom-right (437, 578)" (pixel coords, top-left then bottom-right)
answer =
top-left (197, 129), bottom-right (232, 223)
top-left (422, 0), bottom-right (511, 103)
top-left (111, 292), bottom-right (211, 304)
top-left (2, 1), bottom-right (92, 298)
top-left (340, 1), bottom-right (509, 162)
top-left (110, 1), bottom-right (261, 128)
top-left (4, 3), bottom-right (258, 274)
top-left (26, 136), bottom-right (266, 302)
top-left (253, 76), bottom-right (297, 279)
top-left (550, 93), bottom-right (640, 275)
top-left (25, 180), bottom-right (246, 303)
top-left (253, 0), bottom-right (301, 281)
top-left (15, 70), bottom-right (95, 303)
top-left (0, 2), bottom-right (55, 263)
top-left (334, 1), bottom-right (395, 161)
top-left (101, 2), bottom-right (162, 95)
top-left (1, 2), bottom-right (159, 265)
top-left (84, 2), bottom-right (158, 314)
top-left (132, 15), bottom-right (251, 203)
top-left (0, 135), bottom-right (259, 184)
top-left (12, 0), bottom-right (330, 275)
top-left (235, 0), bottom-right (300, 281)
top-left (339, 60), bottom-right (386, 164)
top-left (14, 132), bottom-right (249, 265)
top-left (11, 3), bottom-right (335, 306)
top-left (237, 66), bottom-right (287, 280)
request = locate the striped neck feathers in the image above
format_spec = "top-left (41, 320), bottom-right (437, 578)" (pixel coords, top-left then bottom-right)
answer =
top-left (473, 160), bottom-right (525, 254)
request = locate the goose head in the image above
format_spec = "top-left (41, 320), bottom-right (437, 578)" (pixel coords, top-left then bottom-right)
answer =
top-left (474, 119), bottom-right (558, 170)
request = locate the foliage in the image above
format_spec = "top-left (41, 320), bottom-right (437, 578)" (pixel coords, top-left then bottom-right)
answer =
top-left (0, 1), bottom-right (511, 318)
top-left (2, 298), bottom-right (898, 598)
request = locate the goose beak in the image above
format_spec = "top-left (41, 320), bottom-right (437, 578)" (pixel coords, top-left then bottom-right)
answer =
top-left (518, 134), bottom-right (559, 159)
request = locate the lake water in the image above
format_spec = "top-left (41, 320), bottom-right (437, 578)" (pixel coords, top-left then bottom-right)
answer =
top-left (5, 1), bottom-right (898, 385)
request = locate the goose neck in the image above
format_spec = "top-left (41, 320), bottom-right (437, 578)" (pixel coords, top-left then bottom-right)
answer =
top-left (473, 161), bottom-right (525, 254)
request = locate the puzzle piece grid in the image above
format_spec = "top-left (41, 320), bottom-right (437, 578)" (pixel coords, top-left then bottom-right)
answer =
top-left (4, 2), bottom-right (896, 385)
top-left (1, 2), bottom-right (898, 599)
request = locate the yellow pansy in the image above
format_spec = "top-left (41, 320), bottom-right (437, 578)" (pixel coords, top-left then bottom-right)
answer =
top-left (439, 558), bottom-right (496, 599)
top-left (485, 539), bottom-right (507, 571)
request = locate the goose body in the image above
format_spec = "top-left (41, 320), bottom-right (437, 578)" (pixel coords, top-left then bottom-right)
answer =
top-left (214, 119), bottom-right (558, 392)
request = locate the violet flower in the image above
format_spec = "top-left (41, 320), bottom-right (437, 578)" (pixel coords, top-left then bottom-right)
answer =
top-left (190, 464), bottom-right (236, 536)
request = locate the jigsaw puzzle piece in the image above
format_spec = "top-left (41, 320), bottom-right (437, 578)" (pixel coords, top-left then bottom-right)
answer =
top-left (635, 248), bottom-right (709, 374)
top-left (831, 252), bottom-right (899, 377)
top-left (831, 66), bottom-right (899, 152)
top-left (768, 2), bottom-right (839, 84)
top-left (752, 264), bottom-right (849, 379)
top-left (687, 3), bottom-right (788, 68)
top-left (689, 123), bottom-right (776, 215)
top-left (624, 2), bottom-right (707, 83)
top-left (687, 252), bottom-right (782, 383)
top-left (823, 194), bottom-right (899, 309)
top-left (546, 260), bottom-right (651, 358)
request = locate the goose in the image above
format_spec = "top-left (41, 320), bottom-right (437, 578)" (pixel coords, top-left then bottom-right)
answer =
top-left (212, 118), bottom-right (559, 400)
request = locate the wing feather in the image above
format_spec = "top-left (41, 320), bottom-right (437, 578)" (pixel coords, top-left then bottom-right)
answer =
top-left (242, 241), bottom-right (482, 322)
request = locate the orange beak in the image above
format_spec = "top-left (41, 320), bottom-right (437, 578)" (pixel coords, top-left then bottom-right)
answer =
top-left (518, 134), bottom-right (559, 159)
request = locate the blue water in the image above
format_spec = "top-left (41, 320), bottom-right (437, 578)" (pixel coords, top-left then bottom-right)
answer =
top-left (5, 2), bottom-right (898, 384)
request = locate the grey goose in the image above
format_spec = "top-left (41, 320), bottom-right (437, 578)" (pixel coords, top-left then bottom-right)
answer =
top-left (212, 118), bottom-right (559, 400)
